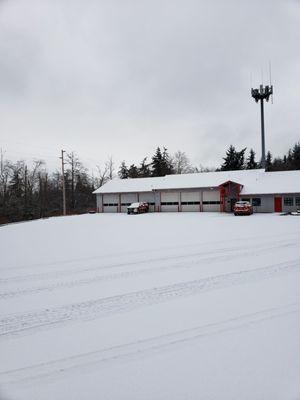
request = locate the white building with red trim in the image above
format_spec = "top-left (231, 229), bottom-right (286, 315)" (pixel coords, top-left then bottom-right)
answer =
top-left (93, 169), bottom-right (300, 213)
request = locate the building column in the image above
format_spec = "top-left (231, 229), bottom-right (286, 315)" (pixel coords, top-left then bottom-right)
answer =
top-left (118, 193), bottom-right (121, 213)
top-left (97, 194), bottom-right (103, 213)
top-left (200, 191), bottom-right (203, 212)
top-left (179, 192), bottom-right (182, 212)
top-left (154, 191), bottom-right (161, 212)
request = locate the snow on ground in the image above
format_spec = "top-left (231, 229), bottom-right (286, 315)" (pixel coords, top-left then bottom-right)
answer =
top-left (0, 213), bottom-right (300, 400)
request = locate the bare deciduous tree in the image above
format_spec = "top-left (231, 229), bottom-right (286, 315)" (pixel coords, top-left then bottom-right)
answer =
top-left (171, 151), bottom-right (195, 174)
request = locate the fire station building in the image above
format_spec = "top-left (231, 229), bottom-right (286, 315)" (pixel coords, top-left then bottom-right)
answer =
top-left (93, 169), bottom-right (300, 214)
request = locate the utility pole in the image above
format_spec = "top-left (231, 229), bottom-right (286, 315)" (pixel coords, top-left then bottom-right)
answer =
top-left (24, 165), bottom-right (28, 214)
top-left (251, 84), bottom-right (273, 170)
top-left (60, 149), bottom-right (66, 216)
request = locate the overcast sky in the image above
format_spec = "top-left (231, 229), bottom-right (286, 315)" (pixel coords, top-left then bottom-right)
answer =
top-left (0, 0), bottom-right (300, 172)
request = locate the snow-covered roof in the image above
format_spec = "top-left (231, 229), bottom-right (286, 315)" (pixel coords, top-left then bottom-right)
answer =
top-left (241, 170), bottom-right (300, 195)
top-left (154, 169), bottom-right (265, 191)
top-left (93, 169), bottom-right (300, 195)
top-left (93, 176), bottom-right (162, 194)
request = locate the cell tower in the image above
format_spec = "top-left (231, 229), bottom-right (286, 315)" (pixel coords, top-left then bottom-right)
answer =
top-left (251, 82), bottom-right (273, 170)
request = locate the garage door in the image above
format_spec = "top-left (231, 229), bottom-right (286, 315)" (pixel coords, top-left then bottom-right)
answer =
top-left (120, 193), bottom-right (138, 213)
top-left (202, 190), bottom-right (220, 212)
top-left (161, 192), bottom-right (179, 212)
top-left (181, 191), bottom-right (201, 212)
top-left (103, 194), bottom-right (119, 213)
top-left (139, 192), bottom-right (156, 212)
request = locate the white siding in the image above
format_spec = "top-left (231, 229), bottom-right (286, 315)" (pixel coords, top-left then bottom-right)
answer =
top-left (139, 192), bottom-right (155, 212)
top-left (241, 195), bottom-right (275, 213)
top-left (120, 193), bottom-right (138, 213)
top-left (161, 191), bottom-right (179, 212)
top-left (103, 194), bottom-right (119, 213)
top-left (202, 190), bottom-right (220, 212)
top-left (282, 194), bottom-right (300, 213)
top-left (181, 191), bottom-right (201, 212)
top-left (96, 194), bottom-right (103, 212)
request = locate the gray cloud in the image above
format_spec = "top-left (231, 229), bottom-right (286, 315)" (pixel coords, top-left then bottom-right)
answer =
top-left (0, 0), bottom-right (300, 170)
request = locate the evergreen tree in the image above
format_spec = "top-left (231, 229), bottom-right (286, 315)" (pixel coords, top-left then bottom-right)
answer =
top-left (118, 161), bottom-right (129, 179)
top-left (272, 157), bottom-right (285, 171)
top-left (246, 149), bottom-right (258, 169)
top-left (128, 164), bottom-right (139, 178)
top-left (291, 142), bottom-right (300, 169)
top-left (138, 158), bottom-right (151, 177)
top-left (151, 147), bottom-right (174, 176)
top-left (162, 147), bottom-right (174, 175)
top-left (151, 147), bottom-right (164, 176)
top-left (221, 145), bottom-right (246, 170)
top-left (265, 151), bottom-right (272, 171)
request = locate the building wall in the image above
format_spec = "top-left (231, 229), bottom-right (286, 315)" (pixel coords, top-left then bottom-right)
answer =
top-left (160, 191), bottom-right (179, 212)
top-left (202, 189), bottom-right (220, 212)
top-left (98, 192), bottom-right (156, 213)
top-left (96, 194), bottom-right (103, 213)
top-left (120, 193), bottom-right (138, 213)
top-left (139, 192), bottom-right (156, 212)
top-left (281, 194), bottom-right (300, 212)
top-left (241, 195), bottom-right (274, 213)
top-left (97, 191), bottom-right (300, 214)
top-left (181, 191), bottom-right (201, 212)
top-left (241, 194), bottom-right (300, 213)
top-left (102, 194), bottom-right (119, 213)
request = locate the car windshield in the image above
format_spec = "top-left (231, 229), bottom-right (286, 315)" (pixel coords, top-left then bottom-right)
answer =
top-left (128, 202), bottom-right (140, 208)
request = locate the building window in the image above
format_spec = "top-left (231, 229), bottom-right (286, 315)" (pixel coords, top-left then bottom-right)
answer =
top-left (181, 201), bottom-right (200, 205)
top-left (252, 198), bottom-right (261, 206)
top-left (284, 197), bottom-right (294, 206)
top-left (103, 203), bottom-right (118, 207)
top-left (241, 198), bottom-right (250, 202)
top-left (296, 197), bottom-right (300, 207)
top-left (121, 203), bottom-right (131, 206)
top-left (202, 201), bottom-right (220, 205)
top-left (161, 202), bottom-right (179, 206)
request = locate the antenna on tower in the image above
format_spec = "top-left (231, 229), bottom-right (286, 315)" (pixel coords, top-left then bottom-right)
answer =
top-left (269, 61), bottom-right (273, 104)
top-left (251, 68), bottom-right (273, 170)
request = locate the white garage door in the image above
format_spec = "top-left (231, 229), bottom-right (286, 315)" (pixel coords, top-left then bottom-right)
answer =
top-left (181, 191), bottom-right (201, 212)
top-left (103, 194), bottom-right (119, 213)
top-left (161, 192), bottom-right (179, 212)
top-left (202, 190), bottom-right (220, 212)
top-left (120, 193), bottom-right (138, 213)
top-left (139, 192), bottom-right (156, 212)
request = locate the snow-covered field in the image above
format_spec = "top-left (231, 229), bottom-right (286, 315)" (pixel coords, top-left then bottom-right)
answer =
top-left (0, 213), bottom-right (300, 400)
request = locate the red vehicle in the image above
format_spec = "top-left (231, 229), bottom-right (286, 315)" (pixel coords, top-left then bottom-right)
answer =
top-left (127, 202), bottom-right (149, 215)
top-left (233, 201), bottom-right (253, 216)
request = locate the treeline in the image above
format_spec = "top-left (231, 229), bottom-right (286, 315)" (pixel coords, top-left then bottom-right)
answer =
top-left (118, 147), bottom-right (202, 179)
top-left (0, 143), bottom-right (299, 224)
top-left (219, 143), bottom-right (300, 171)
top-left (0, 152), bottom-right (108, 224)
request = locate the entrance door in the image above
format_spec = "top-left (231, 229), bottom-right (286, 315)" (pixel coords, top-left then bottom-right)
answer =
top-left (274, 197), bottom-right (282, 212)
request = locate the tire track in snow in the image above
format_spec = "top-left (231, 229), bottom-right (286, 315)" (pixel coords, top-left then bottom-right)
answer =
top-left (0, 239), bottom-right (296, 287)
top-left (1, 302), bottom-right (300, 386)
top-left (0, 259), bottom-right (300, 339)
top-left (0, 241), bottom-right (297, 299)
top-left (3, 229), bottom-right (299, 272)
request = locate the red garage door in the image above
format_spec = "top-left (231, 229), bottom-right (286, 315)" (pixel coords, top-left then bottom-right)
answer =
top-left (274, 197), bottom-right (282, 212)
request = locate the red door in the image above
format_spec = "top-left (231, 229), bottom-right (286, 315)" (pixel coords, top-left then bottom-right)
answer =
top-left (274, 197), bottom-right (282, 212)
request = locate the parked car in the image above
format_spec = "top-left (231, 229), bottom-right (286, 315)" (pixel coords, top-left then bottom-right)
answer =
top-left (233, 201), bottom-right (253, 216)
top-left (127, 202), bottom-right (149, 215)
